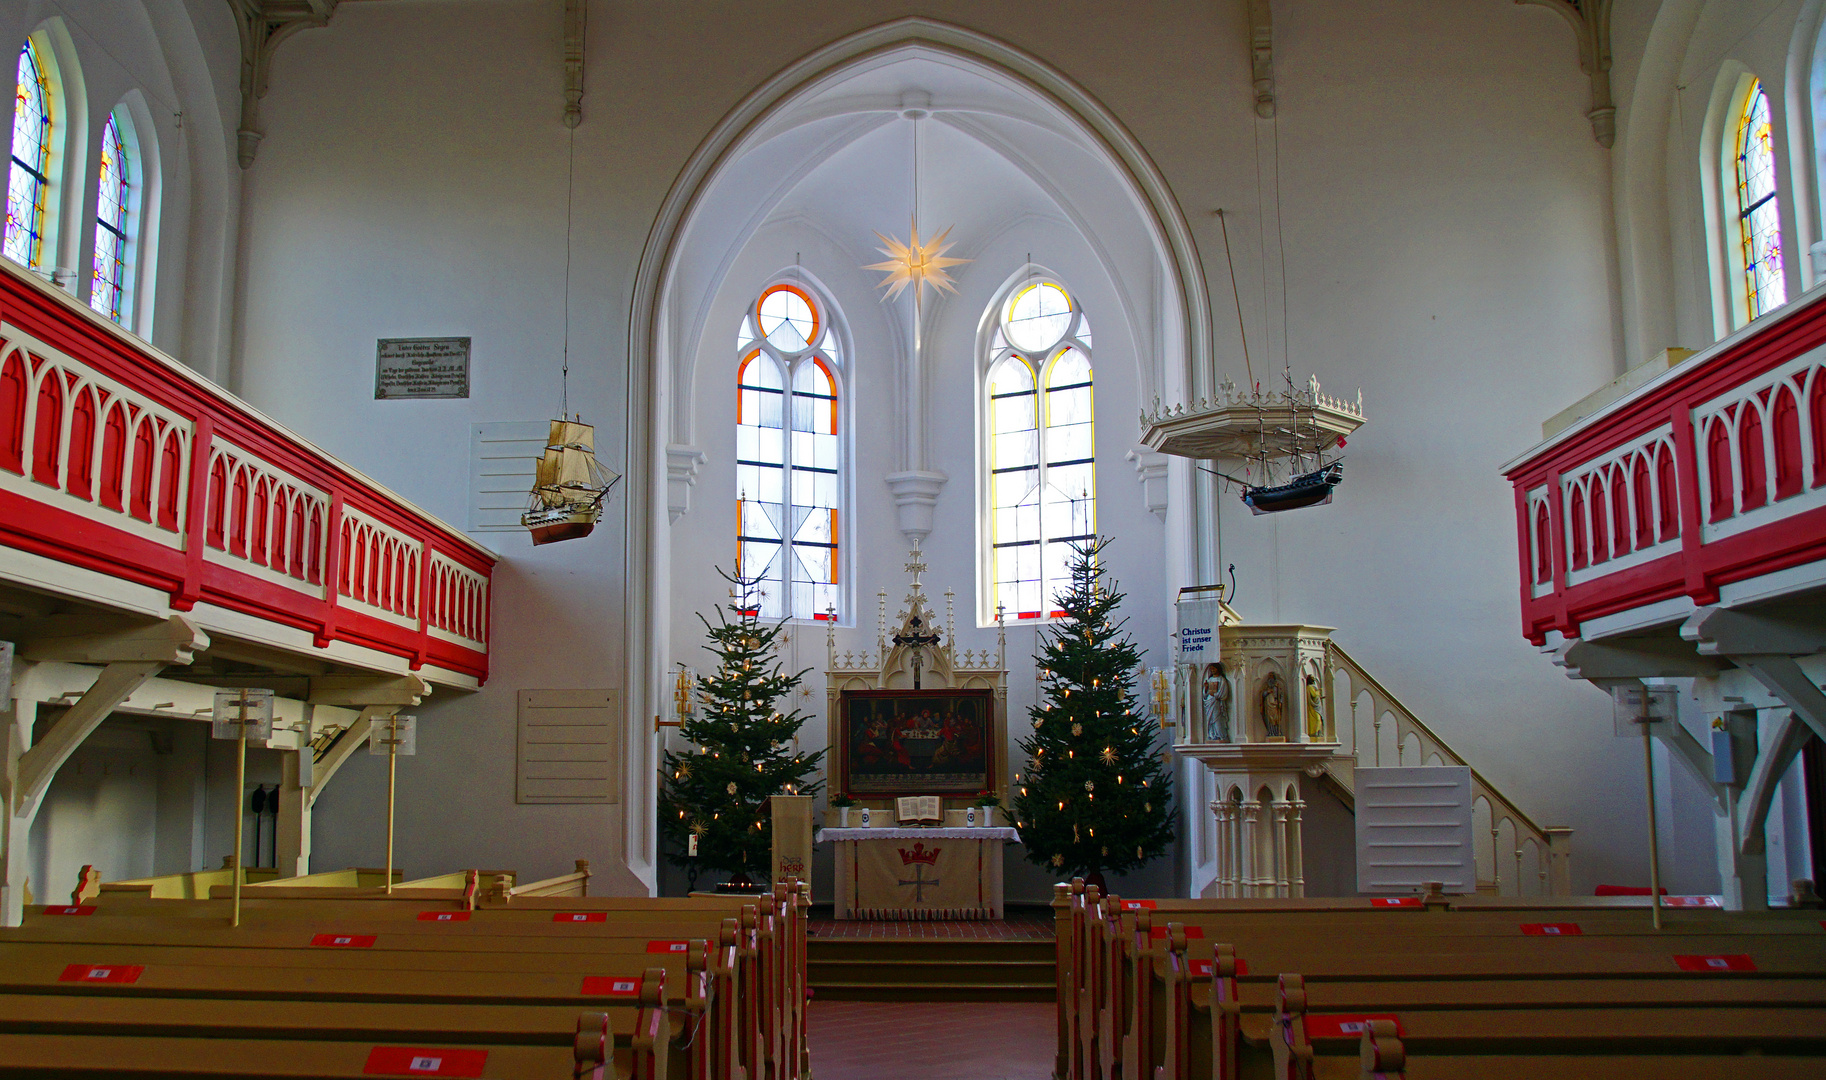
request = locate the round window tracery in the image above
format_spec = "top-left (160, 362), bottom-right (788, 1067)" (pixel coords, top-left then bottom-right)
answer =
top-left (1003, 282), bottom-right (1074, 354)
top-left (757, 284), bottom-right (820, 353)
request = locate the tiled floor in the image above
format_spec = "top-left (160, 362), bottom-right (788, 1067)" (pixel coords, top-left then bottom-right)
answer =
top-left (808, 913), bottom-right (1055, 940)
top-left (808, 1000), bottom-right (1056, 1080)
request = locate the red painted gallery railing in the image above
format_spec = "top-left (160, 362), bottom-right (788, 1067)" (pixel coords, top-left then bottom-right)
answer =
top-left (1503, 287), bottom-right (1826, 646)
top-left (0, 262), bottom-right (494, 682)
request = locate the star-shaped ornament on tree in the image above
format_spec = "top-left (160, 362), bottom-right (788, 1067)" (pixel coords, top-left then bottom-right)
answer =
top-left (866, 219), bottom-right (970, 301)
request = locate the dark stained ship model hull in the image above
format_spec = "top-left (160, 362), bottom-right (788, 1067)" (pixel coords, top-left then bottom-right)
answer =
top-left (1243, 461), bottom-right (1343, 515)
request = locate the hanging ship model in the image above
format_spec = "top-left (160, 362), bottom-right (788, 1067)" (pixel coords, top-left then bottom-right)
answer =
top-left (1139, 372), bottom-right (1364, 516)
top-left (522, 417), bottom-right (619, 545)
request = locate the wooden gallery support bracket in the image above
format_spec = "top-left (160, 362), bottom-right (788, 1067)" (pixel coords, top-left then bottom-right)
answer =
top-left (276, 675), bottom-right (431, 879)
top-left (1, 615), bottom-right (207, 927)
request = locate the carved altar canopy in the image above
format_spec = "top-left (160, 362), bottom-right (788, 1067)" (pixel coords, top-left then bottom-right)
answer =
top-left (825, 543), bottom-right (1008, 800)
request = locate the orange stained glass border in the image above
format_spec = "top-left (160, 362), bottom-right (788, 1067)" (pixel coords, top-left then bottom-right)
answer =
top-left (758, 282), bottom-right (821, 351)
top-left (804, 356), bottom-right (838, 434)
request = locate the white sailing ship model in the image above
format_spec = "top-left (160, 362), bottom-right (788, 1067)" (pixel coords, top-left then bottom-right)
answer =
top-left (522, 417), bottom-right (618, 545)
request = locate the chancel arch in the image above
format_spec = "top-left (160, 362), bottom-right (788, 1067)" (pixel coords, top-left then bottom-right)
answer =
top-left (644, 20), bottom-right (1198, 896)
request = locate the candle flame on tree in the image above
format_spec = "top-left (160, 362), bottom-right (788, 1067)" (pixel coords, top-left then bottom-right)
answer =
top-left (866, 219), bottom-right (969, 301)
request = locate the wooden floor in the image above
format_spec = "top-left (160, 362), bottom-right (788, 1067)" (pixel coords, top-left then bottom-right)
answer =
top-left (808, 1001), bottom-right (1055, 1080)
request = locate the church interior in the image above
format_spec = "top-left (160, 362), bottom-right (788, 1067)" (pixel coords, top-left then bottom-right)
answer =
top-left (2, 0), bottom-right (1826, 1076)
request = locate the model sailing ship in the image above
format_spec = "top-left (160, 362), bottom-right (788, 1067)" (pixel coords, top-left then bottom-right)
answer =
top-left (1139, 371), bottom-right (1364, 515)
top-left (522, 417), bottom-right (619, 545)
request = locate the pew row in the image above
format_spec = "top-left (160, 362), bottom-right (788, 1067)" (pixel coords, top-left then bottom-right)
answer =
top-left (1052, 880), bottom-right (1826, 1080)
top-left (3, 878), bottom-right (812, 1080)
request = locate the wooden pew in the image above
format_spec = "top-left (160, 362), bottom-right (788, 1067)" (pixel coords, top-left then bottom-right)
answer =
top-left (17, 877), bottom-right (811, 1080)
top-left (1059, 883), bottom-right (1826, 1080)
top-left (1271, 969), bottom-right (1826, 1080)
top-left (1153, 920), bottom-right (1826, 1080)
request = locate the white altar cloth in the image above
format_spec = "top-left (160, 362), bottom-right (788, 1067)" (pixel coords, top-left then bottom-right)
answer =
top-left (818, 828), bottom-right (1018, 919)
top-left (816, 827), bottom-right (1021, 841)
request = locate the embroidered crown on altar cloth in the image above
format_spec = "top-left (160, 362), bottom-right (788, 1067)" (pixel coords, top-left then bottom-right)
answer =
top-left (898, 842), bottom-right (941, 866)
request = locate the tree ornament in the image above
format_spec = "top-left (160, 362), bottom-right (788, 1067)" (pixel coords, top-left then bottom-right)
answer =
top-left (1052, 854), bottom-right (1064, 868)
top-left (1071, 723), bottom-right (1083, 736)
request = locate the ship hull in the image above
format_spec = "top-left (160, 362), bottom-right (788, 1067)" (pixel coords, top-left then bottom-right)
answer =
top-left (522, 506), bottom-right (599, 545)
top-left (1243, 463), bottom-right (1343, 515)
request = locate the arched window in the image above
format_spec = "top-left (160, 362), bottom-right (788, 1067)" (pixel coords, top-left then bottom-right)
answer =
top-left (735, 282), bottom-right (844, 621)
top-left (90, 109), bottom-right (132, 323)
top-left (984, 278), bottom-right (1095, 621)
top-left (5, 40), bottom-right (53, 269)
top-left (1735, 79), bottom-right (1785, 322)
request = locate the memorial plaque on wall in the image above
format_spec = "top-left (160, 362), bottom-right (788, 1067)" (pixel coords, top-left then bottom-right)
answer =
top-left (375, 337), bottom-right (470, 399)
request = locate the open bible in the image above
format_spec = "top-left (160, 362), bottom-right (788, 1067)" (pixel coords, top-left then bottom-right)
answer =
top-left (896, 795), bottom-right (942, 825)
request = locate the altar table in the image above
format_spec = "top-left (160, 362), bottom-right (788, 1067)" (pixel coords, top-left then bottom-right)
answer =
top-left (816, 827), bottom-right (1018, 920)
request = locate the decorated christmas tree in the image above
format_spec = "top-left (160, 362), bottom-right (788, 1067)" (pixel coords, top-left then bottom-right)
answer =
top-left (660, 570), bottom-right (823, 888)
top-left (1010, 537), bottom-right (1173, 886)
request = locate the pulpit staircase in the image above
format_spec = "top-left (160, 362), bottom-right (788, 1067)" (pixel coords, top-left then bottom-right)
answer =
top-left (1315, 643), bottom-right (1570, 896)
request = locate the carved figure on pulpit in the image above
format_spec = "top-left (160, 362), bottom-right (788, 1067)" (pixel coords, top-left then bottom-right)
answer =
top-left (1259, 671), bottom-right (1286, 740)
top-left (1201, 663), bottom-right (1232, 742)
top-left (1304, 673), bottom-right (1324, 740)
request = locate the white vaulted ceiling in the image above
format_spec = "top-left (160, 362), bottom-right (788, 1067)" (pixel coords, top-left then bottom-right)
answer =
top-left (663, 48), bottom-right (1180, 404)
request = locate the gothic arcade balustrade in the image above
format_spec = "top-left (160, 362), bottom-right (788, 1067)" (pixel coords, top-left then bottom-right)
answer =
top-left (1504, 288), bottom-right (1826, 646)
top-left (0, 261), bottom-right (494, 686)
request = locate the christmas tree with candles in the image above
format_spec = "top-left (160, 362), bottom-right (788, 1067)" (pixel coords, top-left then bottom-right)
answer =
top-left (660, 570), bottom-right (822, 889)
top-left (1010, 537), bottom-right (1173, 887)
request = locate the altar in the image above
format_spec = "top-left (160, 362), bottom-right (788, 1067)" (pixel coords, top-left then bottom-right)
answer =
top-left (818, 544), bottom-right (1015, 919)
top-left (818, 827), bottom-right (1017, 919)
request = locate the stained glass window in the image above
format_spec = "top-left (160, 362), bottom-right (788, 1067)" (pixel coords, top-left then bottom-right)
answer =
top-left (91, 110), bottom-right (131, 323)
top-left (985, 280), bottom-right (1094, 621)
top-left (736, 283), bottom-right (843, 620)
top-left (1735, 80), bottom-right (1785, 322)
top-left (5, 41), bottom-right (52, 268)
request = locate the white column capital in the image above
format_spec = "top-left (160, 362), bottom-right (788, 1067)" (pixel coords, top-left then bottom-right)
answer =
top-left (665, 444), bottom-right (707, 524)
top-left (1126, 447), bottom-right (1170, 520)
top-left (884, 470), bottom-right (948, 544)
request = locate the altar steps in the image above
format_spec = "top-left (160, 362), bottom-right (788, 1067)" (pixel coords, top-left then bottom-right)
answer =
top-left (808, 938), bottom-right (1055, 1001)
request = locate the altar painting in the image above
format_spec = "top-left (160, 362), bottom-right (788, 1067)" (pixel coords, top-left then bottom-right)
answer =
top-left (838, 689), bottom-right (994, 796)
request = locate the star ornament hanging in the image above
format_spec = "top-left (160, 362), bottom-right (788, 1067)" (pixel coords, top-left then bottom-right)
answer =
top-left (865, 219), bottom-right (970, 301)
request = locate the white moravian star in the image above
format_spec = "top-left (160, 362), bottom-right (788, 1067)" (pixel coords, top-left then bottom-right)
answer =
top-left (866, 219), bottom-right (971, 301)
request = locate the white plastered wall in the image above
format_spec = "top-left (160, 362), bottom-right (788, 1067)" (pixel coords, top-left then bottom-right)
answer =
top-left (29, 0), bottom-right (1788, 898)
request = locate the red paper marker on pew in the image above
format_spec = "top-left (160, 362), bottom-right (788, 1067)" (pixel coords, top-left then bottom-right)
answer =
top-left (581, 975), bottom-right (644, 997)
top-left (1521, 923), bottom-right (1582, 936)
top-left (555, 912), bottom-right (607, 923)
top-left (1306, 1015), bottom-right (1404, 1039)
top-left (647, 940), bottom-right (690, 954)
top-left (1190, 957), bottom-right (1249, 977)
top-left (416, 911), bottom-right (470, 922)
top-left (363, 1047), bottom-right (487, 1077)
top-left (1148, 925), bottom-right (1205, 940)
top-left (1370, 897), bottom-right (1422, 908)
top-left (41, 905), bottom-right (94, 916)
top-left (1121, 900), bottom-right (1157, 910)
top-left (58, 964), bottom-right (142, 984)
top-left (312, 934), bottom-right (377, 948)
top-left (1675, 954), bottom-right (1755, 972)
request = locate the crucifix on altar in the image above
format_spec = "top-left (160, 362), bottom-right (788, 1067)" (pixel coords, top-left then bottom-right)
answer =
top-left (889, 547), bottom-right (943, 689)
